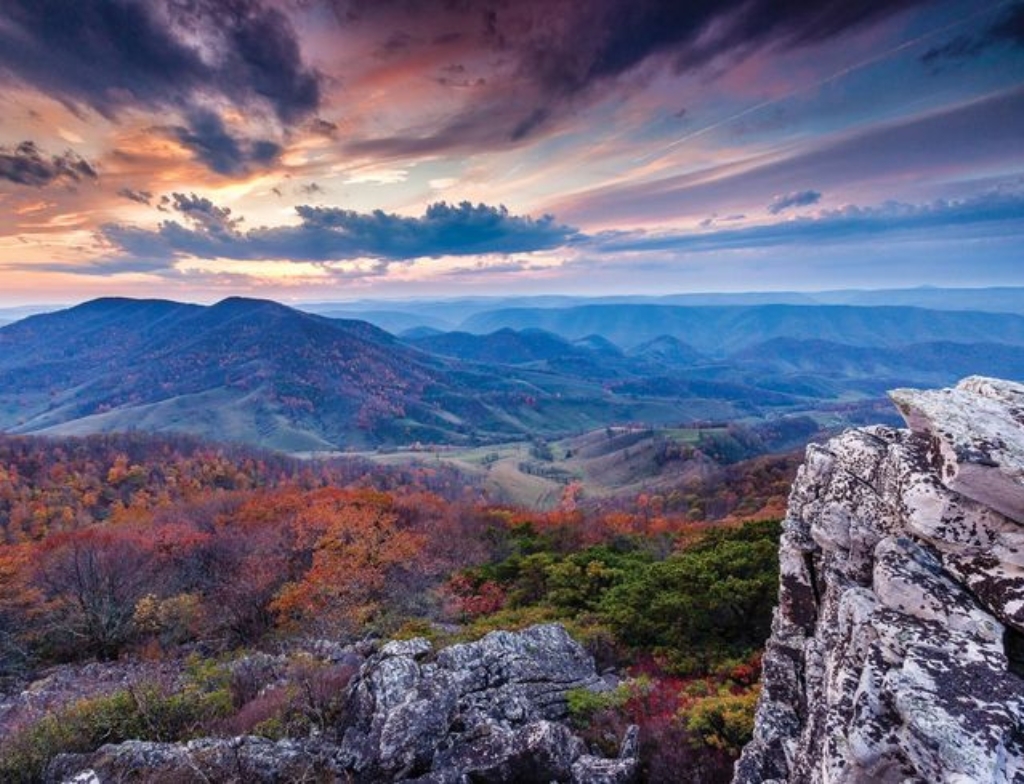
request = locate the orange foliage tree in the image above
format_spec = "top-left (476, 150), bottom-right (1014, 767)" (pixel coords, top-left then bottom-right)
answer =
top-left (0, 544), bottom-right (43, 672)
top-left (271, 489), bottom-right (425, 636)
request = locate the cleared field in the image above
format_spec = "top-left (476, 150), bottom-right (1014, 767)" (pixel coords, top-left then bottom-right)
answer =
top-left (352, 426), bottom-right (733, 509)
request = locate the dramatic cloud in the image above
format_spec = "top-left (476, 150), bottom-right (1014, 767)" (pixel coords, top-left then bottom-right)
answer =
top-left (163, 111), bottom-right (282, 176)
top-left (99, 200), bottom-right (580, 270)
top-left (2, 1), bottom-right (1022, 298)
top-left (332, 0), bottom-right (928, 154)
top-left (0, 141), bottom-right (98, 187)
top-left (596, 190), bottom-right (1024, 254)
top-left (0, 1), bottom-right (318, 174)
top-left (340, 0), bottom-right (924, 94)
top-left (768, 190), bottom-right (822, 214)
top-left (0, 0), bottom-right (319, 122)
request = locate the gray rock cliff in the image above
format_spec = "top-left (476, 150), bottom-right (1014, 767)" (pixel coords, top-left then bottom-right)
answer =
top-left (736, 376), bottom-right (1024, 784)
top-left (47, 624), bottom-right (637, 783)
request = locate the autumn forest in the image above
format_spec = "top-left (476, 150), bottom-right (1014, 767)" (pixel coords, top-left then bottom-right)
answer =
top-left (0, 430), bottom-right (789, 781)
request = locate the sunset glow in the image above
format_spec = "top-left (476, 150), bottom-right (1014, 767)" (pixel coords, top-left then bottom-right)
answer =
top-left (1, 0), bottom-right (1022, 304)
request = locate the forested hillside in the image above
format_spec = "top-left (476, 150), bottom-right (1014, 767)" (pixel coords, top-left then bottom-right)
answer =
top-left (4, 298), bottom-right (1021, 455)
top-left (0, 431), bottom-right (784, 782)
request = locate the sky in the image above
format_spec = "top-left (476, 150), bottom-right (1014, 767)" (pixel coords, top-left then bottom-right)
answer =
top-left (0, 0), bottom-right (1022, 305)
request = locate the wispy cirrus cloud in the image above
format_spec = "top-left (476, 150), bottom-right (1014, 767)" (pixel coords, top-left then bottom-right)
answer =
top-left (328, 0), bottom-right (929, 156)
top-left (553, 87), bottom-right (1024, 227)
top-left (595, 189), bottom-right (1024, 254)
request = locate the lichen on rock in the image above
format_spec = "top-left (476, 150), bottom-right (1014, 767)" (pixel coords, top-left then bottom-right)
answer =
top-left (736, 376), bottom-right (1024, 784)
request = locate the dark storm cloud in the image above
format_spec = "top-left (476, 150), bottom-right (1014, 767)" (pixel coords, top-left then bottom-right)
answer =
top-left (0, 0), bottom-right (320, 122)
top-left (163, 111), bottom-right (282, 176)
top-left (0, 141), bottom-right (98, 187)
top-left (596, 190), bottom-right (1024, 254)
top-left (513, 0), bottom-right (924, 96)
top-left (768, 190), bottom-right (821, 214)
top-left (116, 187), bottom-right (153, 205)
top-left (331, 0), bottom-right (927, 154)
top-left (0, 0), bottom-right (319, 174)
top-left (98, 200), bottom-right (580, 270)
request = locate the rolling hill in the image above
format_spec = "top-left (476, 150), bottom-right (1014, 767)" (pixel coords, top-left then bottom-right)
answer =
top-left (0, 298), bottom-right (735, 450)
top-left (3, 297), bottom-right (1023, 453)
top-left (0, 298), bottom-right (449, 450)
top-left (459, 304), bottom-right (1024, 353)
top-left (405, 327), bottom-right (594, 365)
top-left (727, 338), bottom-right (1024, 396)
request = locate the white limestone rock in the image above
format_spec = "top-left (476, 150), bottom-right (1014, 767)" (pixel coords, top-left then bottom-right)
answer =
top-left (891, 376), bottom-right (1024, 523)
top-left (736, 377), bottom-right (1024, 784)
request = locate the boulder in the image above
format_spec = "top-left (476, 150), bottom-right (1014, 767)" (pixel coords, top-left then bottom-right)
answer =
top-left (48, 624), bottom-right (637, 784)
top-left (337, 623), bottom-right (630, 782)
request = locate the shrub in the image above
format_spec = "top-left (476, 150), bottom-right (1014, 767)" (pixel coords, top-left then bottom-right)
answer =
top-left (684, 685), bottom-right (760, 755)
top-left (599, 520), bottom-right (780, 674)
top-left (565, 683), bottom-right (630, 728)
top-left (0, 681), bottom-right (232, 782)
top-left (222, 656), bottom-right (355, 740)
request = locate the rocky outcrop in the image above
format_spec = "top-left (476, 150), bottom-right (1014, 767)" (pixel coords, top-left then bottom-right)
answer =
top-left (736, 376), bottom-right (1024, 784)
top-left (47, 737), bottom-right (339, 783)
top-left (48, 624), bottom-right (637, 783)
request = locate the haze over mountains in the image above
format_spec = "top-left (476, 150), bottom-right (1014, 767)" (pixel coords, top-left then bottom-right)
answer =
top-left (301, 287), bottom-right (1024, 334)
top-left (1, 293), bottom-right (1023, 452)
top-left (457, 304), bottom-right (1024, 354)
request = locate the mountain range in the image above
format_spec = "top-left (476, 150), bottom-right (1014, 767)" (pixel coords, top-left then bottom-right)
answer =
top-left (297, 286), bottom-right (1024, 333)
top-left (457, 303), bottom-right (1024, 353)
top-left (1, 296), bottom-right (1023, 451)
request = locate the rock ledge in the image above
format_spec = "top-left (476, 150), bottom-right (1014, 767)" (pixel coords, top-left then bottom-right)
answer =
top-left (735, 376), bottom-right (1024, 784)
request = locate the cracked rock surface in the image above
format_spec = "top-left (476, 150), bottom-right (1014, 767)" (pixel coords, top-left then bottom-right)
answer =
top-left (48, 624), bottom-right (637, 783)
top-left (735, 377), bottom-right (1024, 784)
